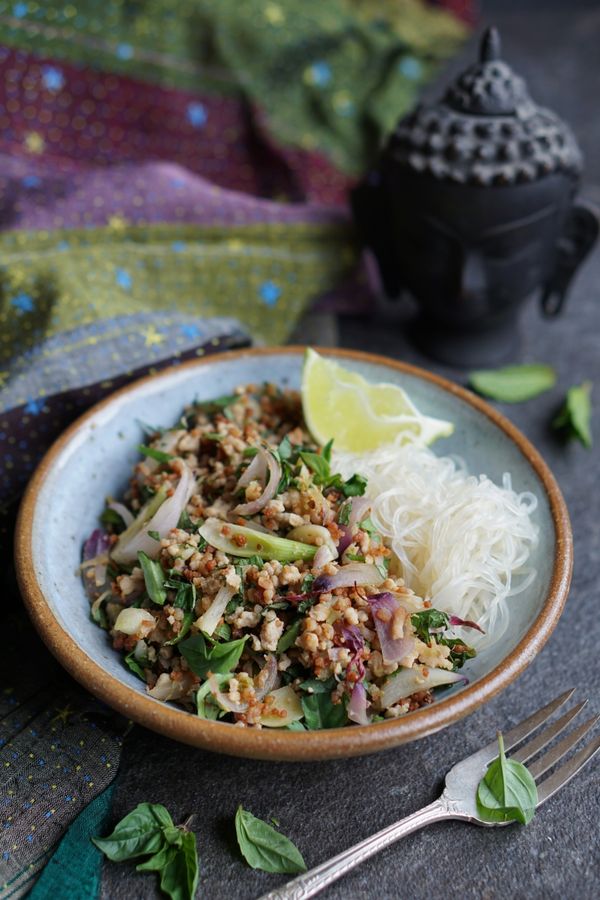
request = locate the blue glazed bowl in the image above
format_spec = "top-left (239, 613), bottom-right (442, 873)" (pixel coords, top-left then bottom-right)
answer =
top-left (15, 348), bottom-right (572, 760)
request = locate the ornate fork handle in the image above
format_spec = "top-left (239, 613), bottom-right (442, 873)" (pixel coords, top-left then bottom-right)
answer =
top-left (257, 797), bottom-right (456, 900)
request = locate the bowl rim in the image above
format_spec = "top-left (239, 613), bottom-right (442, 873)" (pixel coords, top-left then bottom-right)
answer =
top-left (14, 346), bottom-right (573, 760)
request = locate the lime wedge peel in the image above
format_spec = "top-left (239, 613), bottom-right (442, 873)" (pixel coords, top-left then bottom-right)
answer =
top-left (301, 349), bottom-right (454, 454)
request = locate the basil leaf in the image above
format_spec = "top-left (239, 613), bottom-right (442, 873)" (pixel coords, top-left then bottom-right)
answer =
top-left (147, 530), bottom-right (161, 541)
top-left (476, 733), bottom-right (538, 825)
top-left (136, 843), bottom-right (172, 872)
top-left (204, 432), bottom-right (223, 441)
top-left (299, 450), bottom-right (330, 482)
top-left (138, 444), bottom-right (175, 463)
top-left (277, 435), bottom-right (293, 461)
top-left (196, 673), bottom-right (229, 720)
top-left (124, 651), bottom-right (147, 681)
top-left (179, 634), bottom-right (248, 678)
top-left (92, 802), bottom-right (173, 861)
top-left (173, 582), bottom-right (196, 612)
top-left (322, 439), bottom-right (333, 464)
top-left (242, 446), bottom-right (259, 458)
top-left (177, 509), bottom-right (202, 534)
top-left (276, 619), bottom-right (301, 653)
top-left (411, 609), bottom-right (449, 643)
top-left (213, 621), bottom-right (232, 641)
top-left (235, 805), bottom-right (306, 874)
top-left (338, 502), bottom-right (351, 525)
top-left (298, 677), bottom-right (337, 694)
top-left (138, 551), bottom-right (167, 606)
top-left (440, 638), bottom-right (476, 670)
top-left (285, 721), bottom-right (307, 731)
top-left (469, 364), bottom-right (556, 403)
top-left (165, 611), bottom-right (194, 647)
top-left (553, 381), bottom-right (593, 448)
top-left (339, 473), bottom-right (367, 497)
top-left (301, 692), bottom-right (348, 730)
top-left (100, 507), bottom-right (126, 531)
top-left (159, 832), bottom-right (199, 900)
top-left (194, 394), bottom-right (238, 414)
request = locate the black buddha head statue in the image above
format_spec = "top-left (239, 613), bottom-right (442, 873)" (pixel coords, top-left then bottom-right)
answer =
top-left (352, 27), bottom-right (599, 365)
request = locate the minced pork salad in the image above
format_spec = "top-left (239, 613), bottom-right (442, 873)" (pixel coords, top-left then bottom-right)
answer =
top-left (82, 384), bottom-right (480, 729)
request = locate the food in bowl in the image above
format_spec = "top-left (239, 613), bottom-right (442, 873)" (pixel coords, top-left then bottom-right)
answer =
top-left (81, 353), bottom-right (539, 730)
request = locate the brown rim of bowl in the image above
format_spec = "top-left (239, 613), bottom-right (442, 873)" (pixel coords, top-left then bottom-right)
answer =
top-left (15, 346), bottom-right (573, 761)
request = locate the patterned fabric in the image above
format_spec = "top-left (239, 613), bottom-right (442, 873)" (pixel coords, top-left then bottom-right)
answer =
top-left (0, 0), bottom-right (473, 895)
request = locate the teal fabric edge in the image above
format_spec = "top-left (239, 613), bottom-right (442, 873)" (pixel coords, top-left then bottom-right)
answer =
top-left (28, 782), bottom-right (116, 900)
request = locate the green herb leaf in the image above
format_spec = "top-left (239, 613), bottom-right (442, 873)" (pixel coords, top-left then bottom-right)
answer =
top-left (158, 831), bottom-right (199, 900)
top-left (138, 444), bottom-right (175, 463)
top-left (411, 609), bottom-right (449, 643)
top-left (298, 677), bottom-right (337, 694)
top-left (179, 633), bottom-right (248, 679)
top-left (177, 509), bottom-right (203, 534)
top-left (194, 394), bottom-right (238, 414)
top-left (440, 638), bottom-right (476, 670)
top-left (469, 364), bottom-right (557, 403)
top-left (276, 619), bottom-right (301, 653)
top-left (339, 473), bottom-right (368, 497)
top-left (242, 446), bottom-right (259, 458)
top-left (124, 651), bottom-right (147, 681)
top-left (301, 692), bottom-right (348, 730)
top-left (172, 582), bottom-right (196, 612)
top-left (476, 733), bottom-right (538, 825)
top-left (196, 673), bottom-right (229, 720)
top-left (337, 502), bottom-right (351, 526)
top-left (299, 450), bottom-right (330, 482)
top-left (235, 805), bottom-right (306, 874)
top-left (147, 530), bottom-right (161, 541)
top-left (136, 843), bottom-right (172, 872)
top-left (92, 802), bottom-right (173, 861)
top-left (100, 507), bottom-right (127, 531)
top-left (138, 551), bottom-right (167, 606)
top-left (322, 439), bottom-right (334, 464)
top-left (553, 381), bottom-right (593, 448)
top-left (277, 435), bottom-right (293, 461)
top-left (204, 432), bottom-right (224, 441)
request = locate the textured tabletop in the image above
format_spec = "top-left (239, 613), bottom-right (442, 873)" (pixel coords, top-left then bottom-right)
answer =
top-left (102, 5), bottom-right (600, 899)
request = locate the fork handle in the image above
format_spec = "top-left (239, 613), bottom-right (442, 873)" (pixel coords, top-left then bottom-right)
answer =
top-left (257, 798), bottom-right (451, 900)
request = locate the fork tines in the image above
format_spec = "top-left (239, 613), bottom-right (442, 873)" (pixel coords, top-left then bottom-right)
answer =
top-left (489, 689), bottom-right (600, 806)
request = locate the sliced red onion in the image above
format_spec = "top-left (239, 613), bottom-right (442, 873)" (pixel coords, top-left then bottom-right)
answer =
top-left (449, 614), bottom-right (485, 634)
top-left (349, 496), bottom-right (372, 528)
top-left (337, 525), bottom-right (353, 555)
top-left (208, 674), bottom-right (249, 714)
top-left (313, 545), bottom-right (335, 570)
top-left (107, 501), bottom-right (134, 528)
top-left (195, 584), bottom-right (236, 636)
top-left (112, 463), bottom-right (195, 565)
top-left (313, 562), bottom-right (384, 593)
top-left (83, 529), bottom-right (110, 561)
top-left (348, 681), bottom-right (371, 726)
top-left (254, 654), bottom-right (278, 701)
top-left (235, 448), bottom-right (268, 490)
top-left (232, 449), bottom-right (281, 516)
top-left (381, 665), bottom-right (468, 708)
top-left (336, 623), bottom-right (364, 655)
top-left (368, 593), bottom-right (415, 664)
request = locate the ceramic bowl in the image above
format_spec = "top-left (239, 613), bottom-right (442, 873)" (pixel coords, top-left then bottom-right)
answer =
top-left (15, 348), bottom-right (572, 760)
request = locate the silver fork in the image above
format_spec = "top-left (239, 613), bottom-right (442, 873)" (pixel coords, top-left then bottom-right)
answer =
top-left (258, 690), bottom-right (600, 900)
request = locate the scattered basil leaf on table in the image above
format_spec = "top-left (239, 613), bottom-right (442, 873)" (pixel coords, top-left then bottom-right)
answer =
top-left (235, 805), bottom-right (306, 874)
top-left (552, 381), bottom-right (593, 448)
top-left (469, 364), bottom-right (556, 403)
top-left (93, 803), bottom-right (199, 900)
top-left (138, 551), bottom-right (168, 606)
top-left (476, 733), bottom-right (538, 825)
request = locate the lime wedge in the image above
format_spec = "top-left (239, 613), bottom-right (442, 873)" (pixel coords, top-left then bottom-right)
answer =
top-left (301, 349), bottom-right (454, 453)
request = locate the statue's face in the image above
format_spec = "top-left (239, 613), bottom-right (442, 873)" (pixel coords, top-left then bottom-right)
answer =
top-left (383, 171), bottom-right (575, 328)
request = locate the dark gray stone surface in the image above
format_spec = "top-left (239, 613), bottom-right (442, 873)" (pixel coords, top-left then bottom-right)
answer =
top-left (102, 4), bottom-right (600, 899)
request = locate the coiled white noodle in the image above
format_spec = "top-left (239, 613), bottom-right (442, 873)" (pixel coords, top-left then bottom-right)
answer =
top-left (332, 443), bottom-right (539, 648)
